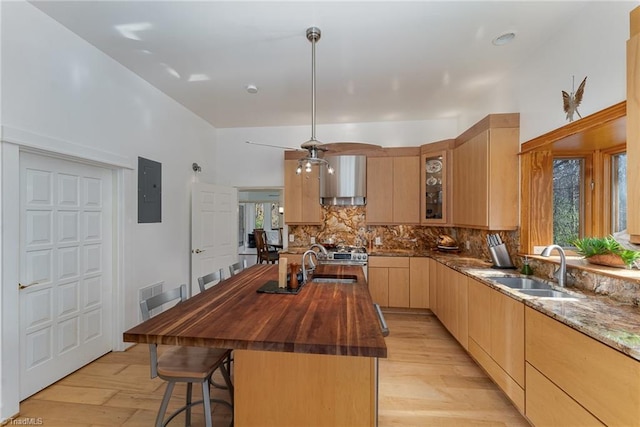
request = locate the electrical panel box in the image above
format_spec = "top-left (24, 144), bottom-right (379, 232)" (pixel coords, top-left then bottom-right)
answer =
top-left (138, 157), bottom-right (162, 223)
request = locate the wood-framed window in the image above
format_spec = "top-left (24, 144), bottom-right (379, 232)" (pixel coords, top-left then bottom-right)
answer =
top-left (520, 102), bottom-right (626, 254)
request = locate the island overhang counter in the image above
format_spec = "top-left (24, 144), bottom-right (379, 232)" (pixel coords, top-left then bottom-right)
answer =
top-left (123, 264), bottom-right (387, 426)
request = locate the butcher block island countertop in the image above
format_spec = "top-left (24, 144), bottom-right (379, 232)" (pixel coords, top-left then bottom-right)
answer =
top-left (123, 263), bottom-right (386, 427)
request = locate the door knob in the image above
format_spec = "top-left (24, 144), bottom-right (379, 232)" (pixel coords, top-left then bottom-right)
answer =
top-left (192, 249), bottom-right (205, 254)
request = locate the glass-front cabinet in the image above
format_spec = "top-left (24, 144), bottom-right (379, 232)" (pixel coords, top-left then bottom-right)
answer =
top-left (420, 142), bottom-right (451, 225)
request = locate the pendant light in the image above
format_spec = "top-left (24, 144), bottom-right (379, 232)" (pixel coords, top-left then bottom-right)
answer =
top-left (296, 27), bottom-right (333, 175)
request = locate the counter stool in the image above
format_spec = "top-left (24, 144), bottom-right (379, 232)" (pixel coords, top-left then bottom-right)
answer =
top-left (197, 268), bottom-right (225, 293)
top-left (140, 284), bottom-right (233, 427)
top-left (197, 271), bottom-right (234, 390)
top-left (228, 259), bottom-right (248, 277)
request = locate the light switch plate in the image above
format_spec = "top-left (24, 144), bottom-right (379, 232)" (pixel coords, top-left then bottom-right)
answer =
top-left (375, 237), bottom-right (381, 245)
top-left (289, 234), bottom-right (295, 242)
top-left (310, 237), bottom-right (316, 244)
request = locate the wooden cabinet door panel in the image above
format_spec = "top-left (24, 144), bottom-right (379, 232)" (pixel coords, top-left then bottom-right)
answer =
top-left (526, 307), bottom-right (640, 427)
top-left (366, 157), bottom-right (393, 223)
top-left (487, 128), bottom-right (519, 229)
top-left (428, 259), bottom-right (438, 314)
top-left (526, 363), bottom-right (604, 427)
top-left (392, 156), bottom-right (420, 224)
top-left (490, 290), bottom-right (524, 387)
top-left (368, 267), bottom-right (389, 307)
top-left (409, 257), bottom-right (430, 309)
top-left (284, 158), bottom-right (321, 224)
top-left (467, 278), bottom-right (491, 351)
top-left (284, 159), bottom-right (303, 223)
top-left (453, 131), bottom-right (488, 228)
top-left (454, 273), bottom-right (468, 349)
top-left (388, 267), bottom-right (410, 308)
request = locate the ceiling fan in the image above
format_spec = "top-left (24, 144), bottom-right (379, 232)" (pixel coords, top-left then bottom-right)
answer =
top-left (246, 27), bottom-right (380, 174)
top-left (246, 27), bottom-right (331, 174)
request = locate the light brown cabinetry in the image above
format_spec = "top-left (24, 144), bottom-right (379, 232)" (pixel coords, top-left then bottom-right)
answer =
top-left (420, 140), bottom-right (453, 225)
top-left (526, 307), bottom-right (640, 426)
top-left (467, 278), bottom-right (524, 411)
top-left (628, 8), bottom-right (640, 244)
top-left (366, 151), bottom-right (420, 224)
top-left (368, 256), bottom-right (410, 308)
top-left (452, 114), bottom-right (519, 230)
top-left (284, 155), bottom-right (322, 224)
top-left (409, 257), bottom-right (430, 309)
top-left (432, 263), bottom-right (467, 350)
top-left (525, 363), bottom-right (604, 427)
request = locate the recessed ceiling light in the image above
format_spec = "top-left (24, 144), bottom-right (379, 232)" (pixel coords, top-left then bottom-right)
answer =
top-left (492, 32), bottom-right (516, 46)
top-left (246, 84), bottom-right (258, 94)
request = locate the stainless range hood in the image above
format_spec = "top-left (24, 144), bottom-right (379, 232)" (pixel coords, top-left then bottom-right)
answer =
top-left (320, 155), bottom-right (366, 206)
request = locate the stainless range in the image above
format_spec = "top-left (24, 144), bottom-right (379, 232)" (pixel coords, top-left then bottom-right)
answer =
top-left (319, 246), bottom-right (368, 278)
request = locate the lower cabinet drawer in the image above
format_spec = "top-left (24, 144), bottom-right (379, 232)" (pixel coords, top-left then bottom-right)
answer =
top-left (526, 363), bottom-right (604, 427)
top-left (469, 338), bottom-right (524, 412)
top-left (526, 307), bottom-right (640, 426)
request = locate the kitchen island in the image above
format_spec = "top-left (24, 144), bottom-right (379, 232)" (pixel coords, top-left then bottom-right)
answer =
top-left (123, 264), bottom-right (387, 426)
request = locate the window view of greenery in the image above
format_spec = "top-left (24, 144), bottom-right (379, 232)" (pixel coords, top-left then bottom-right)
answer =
top-left (612, 153), bottom-right (627, 233)
top-left (271, 203), bottom-right (280, 229)
top-left (255, 204), bottom-right (264, 229)
top-left (553, 158), bottom-right (583, 247)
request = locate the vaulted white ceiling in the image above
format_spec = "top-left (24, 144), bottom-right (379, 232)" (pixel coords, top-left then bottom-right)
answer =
top-left (31, 1), bottom-right (592, 129)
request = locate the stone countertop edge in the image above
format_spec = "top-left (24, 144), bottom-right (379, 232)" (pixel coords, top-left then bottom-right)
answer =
top-left (286, 247), bottom-right (640, 360)
top-left (427, 252), bottom-right (640, 362)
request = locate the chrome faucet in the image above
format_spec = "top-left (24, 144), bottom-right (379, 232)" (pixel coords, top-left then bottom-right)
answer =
top-left (309, 243), bottom-right (328, 256)
top-left (541, 244), bottom-right (567, 287)
top-left (301, 249), bottom-right (320, 284)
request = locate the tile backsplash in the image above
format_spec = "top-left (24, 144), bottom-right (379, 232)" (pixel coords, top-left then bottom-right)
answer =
top-left (287, 206), bottom-right (519, 262)
top-left (287, 206), bottom-right (639, 304)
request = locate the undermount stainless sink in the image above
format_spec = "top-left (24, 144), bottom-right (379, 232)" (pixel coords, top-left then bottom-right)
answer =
top-left (488, 276), bottom-right (552, 290)
top-left (487, 276), bottom-right (582, 299)
top-left (515, 289), bottom-right (582, 299)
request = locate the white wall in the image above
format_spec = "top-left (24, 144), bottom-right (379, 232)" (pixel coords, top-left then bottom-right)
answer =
top-left (215, 118), bottom-right (457, 187)
top-left (217, 1), bottom-right (636, 189)
top-left (0, 2), bottom-right (217, 418)
top-left (458, 1), bottom-right (635, 142)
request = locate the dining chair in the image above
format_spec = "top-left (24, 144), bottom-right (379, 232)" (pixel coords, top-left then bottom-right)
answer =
top-left (197, 268), bottom-right (225, 293)
top-left (228, 259), bottom-right (248, 277)
top-left (140, 284), bottom-right (233, 427)
top-left (254, 229), bottom-right (279, 264)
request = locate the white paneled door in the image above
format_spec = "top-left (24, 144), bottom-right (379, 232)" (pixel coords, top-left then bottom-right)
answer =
top-left (19, 152), bottom-right (113, 399)
top-left (191, 183), bottom-right (238, 295)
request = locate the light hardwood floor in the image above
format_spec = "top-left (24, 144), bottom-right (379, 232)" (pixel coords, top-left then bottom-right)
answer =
top-left (14, 312), bottom-right (529, 426)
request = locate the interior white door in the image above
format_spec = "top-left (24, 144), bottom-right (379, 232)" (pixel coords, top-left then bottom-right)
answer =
top-left (191, 183), bottom-right (238, 295)
top-left (19, 152), bottom-right (113, 399)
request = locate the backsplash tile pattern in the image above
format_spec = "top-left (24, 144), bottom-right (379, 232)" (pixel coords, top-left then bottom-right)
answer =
top-left (288, 206), bottom-right (519, 261)
top-left (287, 206), bottom-right (639, 304)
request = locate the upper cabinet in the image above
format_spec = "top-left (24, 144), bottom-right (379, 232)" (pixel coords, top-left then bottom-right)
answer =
top-left (628, 7), bottom-right (640, 244)
top-left (420, 140), bottom-right (454, 225)
top-left (284, 152), bottom-right (322, 224)
top-left (452, 114), bottom-right (520, 230)
top-left (366, 148), bottom-right (420, 225)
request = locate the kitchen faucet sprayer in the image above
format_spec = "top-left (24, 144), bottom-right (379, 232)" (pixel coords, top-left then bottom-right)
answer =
top-left (541, 244), bottom-right (567, 287)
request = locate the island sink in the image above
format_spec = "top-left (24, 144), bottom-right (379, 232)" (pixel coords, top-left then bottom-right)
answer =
top-left (311, 273), bottom-right (358, 284)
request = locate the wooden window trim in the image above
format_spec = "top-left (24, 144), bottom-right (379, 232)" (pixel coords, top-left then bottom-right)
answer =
top-left (520, 103), bottom-right (626, 254)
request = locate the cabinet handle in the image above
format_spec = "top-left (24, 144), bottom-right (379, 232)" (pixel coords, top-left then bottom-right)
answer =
top-left (192, 249), bottom-right (206, 254)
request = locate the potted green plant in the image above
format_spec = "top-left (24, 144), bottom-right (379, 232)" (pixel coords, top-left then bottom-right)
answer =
top-left (572, 236), bottom-right (640, 268)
